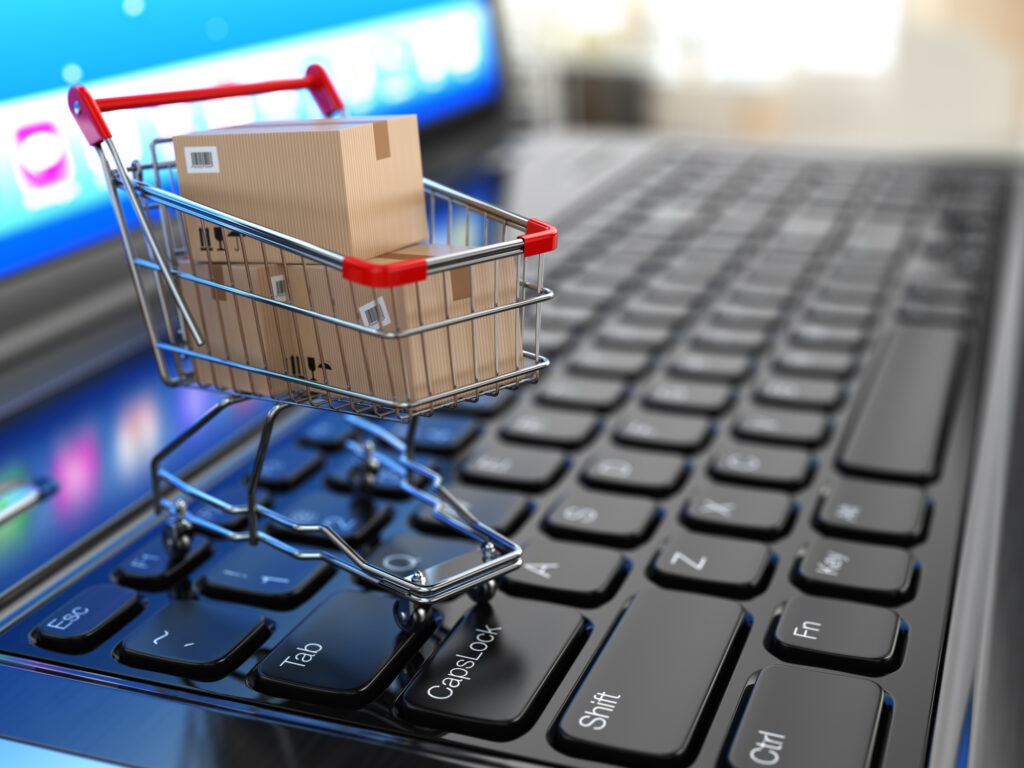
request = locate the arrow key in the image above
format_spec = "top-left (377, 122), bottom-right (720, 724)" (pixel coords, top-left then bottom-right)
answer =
top-left (649, 532), bottom-right (775, 598)
top-left (197, 542), bottom-right (332, 609)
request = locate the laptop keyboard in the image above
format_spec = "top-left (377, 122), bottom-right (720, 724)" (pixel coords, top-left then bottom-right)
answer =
top-left (0, 147), bottom-right (1005, 767)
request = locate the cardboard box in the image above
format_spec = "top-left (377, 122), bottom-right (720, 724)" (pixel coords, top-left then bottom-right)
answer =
top-left (178, 243), bottom-right (523, 412)
top-left (178, 254), bottom-right (301, 398)
top-left (172, 116), bottom-right (427, 261)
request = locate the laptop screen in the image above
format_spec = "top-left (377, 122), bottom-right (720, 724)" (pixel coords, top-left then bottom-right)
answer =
top-left (0, 0), bottom-right (502, 281)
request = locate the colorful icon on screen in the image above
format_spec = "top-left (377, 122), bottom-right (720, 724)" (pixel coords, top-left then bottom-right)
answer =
top-left (13, 121), bottom-right (80, 210)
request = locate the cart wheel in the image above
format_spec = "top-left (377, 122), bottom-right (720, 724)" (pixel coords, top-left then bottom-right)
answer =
top-left (468, 578), bottom-right (497, 604)
top-left (162, 499), bottom-right (193, 555)
top-left (468, 542), bottom-right (499, 604)
top-left (393, 570), bottom-right (429, 633)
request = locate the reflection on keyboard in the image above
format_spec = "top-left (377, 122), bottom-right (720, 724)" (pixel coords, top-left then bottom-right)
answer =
top-left (1, 148), bottom-right (1004, 766)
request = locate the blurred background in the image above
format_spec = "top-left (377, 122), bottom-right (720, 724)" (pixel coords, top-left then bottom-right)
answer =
top-left (499, 0), bottom-right (1024, 152)
top-left (4, 0), bottom-right (1023, 281)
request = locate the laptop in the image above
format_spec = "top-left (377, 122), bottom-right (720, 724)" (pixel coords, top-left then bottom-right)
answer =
top-left (0, 1), bottom-right (1018, 766)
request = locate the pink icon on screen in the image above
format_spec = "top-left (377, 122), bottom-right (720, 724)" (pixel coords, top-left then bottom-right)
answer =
top-left (15, 122), bottom-right (71, 188)
top-left (12, 120), bottom-right (80, 210)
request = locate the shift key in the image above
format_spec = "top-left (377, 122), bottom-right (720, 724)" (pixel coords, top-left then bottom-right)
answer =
top-left (398, 597), bottom-right (586, 739)
top-left (555, 591), bottom-right (749, 765)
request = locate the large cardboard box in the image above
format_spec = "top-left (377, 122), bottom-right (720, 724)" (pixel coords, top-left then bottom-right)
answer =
top-left (177, 243), bottom-right (523, 411)
top-left (172, 116), bottom-right (427, 260)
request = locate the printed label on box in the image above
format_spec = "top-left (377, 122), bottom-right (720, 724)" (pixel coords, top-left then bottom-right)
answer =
top-left (184, 146), bottom-right (220, 174)
top-left (270, 274), bottom-right (288, 302)
top-left (359, 297), bottom-right (392, 329)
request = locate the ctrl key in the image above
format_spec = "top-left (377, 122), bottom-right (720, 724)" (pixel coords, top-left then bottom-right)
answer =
top-left (397, 598), bottom-right (587, 739)
top-left (725, 665), bottom-right (889, 768)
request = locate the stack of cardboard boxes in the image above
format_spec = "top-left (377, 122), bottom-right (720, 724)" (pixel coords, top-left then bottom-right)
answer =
top-left (172, 116), bottom-right (520, 411)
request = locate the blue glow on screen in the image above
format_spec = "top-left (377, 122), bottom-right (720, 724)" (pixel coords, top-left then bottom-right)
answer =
top-left (0, 0), bottom-right (501, 280)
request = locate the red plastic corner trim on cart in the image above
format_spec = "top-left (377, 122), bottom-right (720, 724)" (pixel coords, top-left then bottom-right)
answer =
top-left (519, 219), bottom-right (558, 256)
top-left (68, 85), bottom-right (112, 146)
top-left (342, 256), bottom-right (429, 288)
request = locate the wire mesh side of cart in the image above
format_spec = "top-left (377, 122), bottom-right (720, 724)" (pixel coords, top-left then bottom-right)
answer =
top-left (106, 141), bottom-right (553, 422)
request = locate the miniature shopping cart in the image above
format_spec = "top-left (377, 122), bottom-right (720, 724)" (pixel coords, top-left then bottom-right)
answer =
top-left (68, 65), bottom-right (556, 629)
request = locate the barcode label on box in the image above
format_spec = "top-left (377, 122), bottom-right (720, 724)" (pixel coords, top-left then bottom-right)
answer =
top-left (270, 274), bottom-right (288, 302)
top-left (359, 297), bottom-right (392, 329)
top-left (185, 146), bottom-right (220, 173)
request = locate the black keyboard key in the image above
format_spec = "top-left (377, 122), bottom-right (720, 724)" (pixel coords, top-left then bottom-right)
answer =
top-left (539, 375), bottom-right (628, 412)
top-left (299, 417), bottom-right (354, 449)
top-left (542, 304), bottom-right (593, 330)
top-left (791, 323), bottom-right (868, 351)
top-left (452, 388), bottom-right (516, 416)
top-left (197, 543), bottom-right (332, 609)
top-left (597, 321), bottom-right (674, 351)
top-left (324, 453), bottom-right (418, 497)
top-left (397, 598), bottom-right (586, 738)
top-left (899, 302), bottom-right (970, 327)
top-left (818, 282), bottom-right (882, 306)
top-left (805, 301), bottom-right (874, 328)
top-left (756, 376), bottom-right (844, 409)
top-left (253, 590), bottom-right (433, 706)
top-left (368, 534), bottom-right (478, 580)
top-left (730, 284), bottom-right (792, 310)
top-left (775, 348), bottom-right (857, 378)
top-left (568, 346), bottom-right (651, 378)
top-left (712, 303), bottom-right (781, 330)
top-left (188, 486), bottom-right (272, 532)
top-left (670, 350), bottom-right (751, 382)
top-left (683, 483), bottom-right (794, 539)
top-left (613, 407), bottom-right (711, 452)
top-left (502, 540), bottom-right (627, 607)
top-left (650, 532), bottom-right (774, 597)
top-left (411, 485), bottom-right (531, 537)
top-left (114, 535), bottom-right (212, 590)
top-left (839, 326), bottom-right (962, 482)
top-left (502, 407), bottom-right (599, 448)
top-left (733, 408), bottom-right (829, 447)
top-left (816, 478), bottom-right (929, 544)
top-left (389, 413), bottom-right (480, 454)
top-left (621, 299), bottom-right (692, 327)
top-left (794, 538), bottom-right (918, 604)
top-left (582, 447), bottom-right (688, 496)
top-left (252, 444), bottom-right (324, 490)
top-left (461, 441), bottom-right (568, 492)
top-left (115, 600), bottom-right (269, 681)
top-left (769, 595), bottom-right (904, 674)
top-left (554, 591), bottom-right (748, 765)
top-left (269, 489), bottom-right (390, 546)
top-left (524, 326), bottom-right (573, 357)
top-left (544, 490), bottom-right (659, 547)
top-left (644, 378), bottom-right (734, 415)
top-left (725, 665), bottom-right (887, 768)
top-left (31, 584), bottom-right (141, 652)
top-left (690, 325), bottom-right (769, 354)
top-left (710, 442), bottom-right (813, 490)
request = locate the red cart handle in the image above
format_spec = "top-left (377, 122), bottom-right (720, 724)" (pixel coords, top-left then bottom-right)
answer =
top-left (68, 64), bottom-right (344, 146)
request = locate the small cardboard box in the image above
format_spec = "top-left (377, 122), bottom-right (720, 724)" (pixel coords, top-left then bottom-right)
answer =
top-left (178, 243), bottom-right (523, 411)
top-left (178, 255), bottom-right (300, 398)
top-left (172, 116), bottom-right (427, 261)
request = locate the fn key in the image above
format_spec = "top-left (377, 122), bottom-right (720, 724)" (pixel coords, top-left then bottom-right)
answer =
top-left (726, 665), bottom-right (888, 768)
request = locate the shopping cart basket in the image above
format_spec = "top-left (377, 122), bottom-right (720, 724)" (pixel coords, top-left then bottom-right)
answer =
top-left (68, 65), bottom-right (556, 628)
